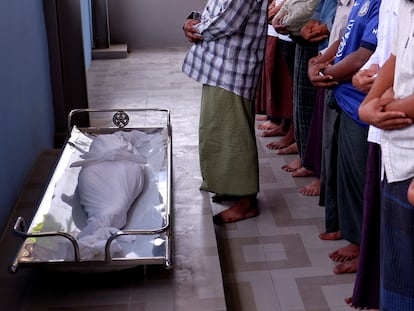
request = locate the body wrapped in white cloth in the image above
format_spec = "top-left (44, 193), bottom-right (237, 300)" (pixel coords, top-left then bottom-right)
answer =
top-left (70, 130), bottom-right (150, 259)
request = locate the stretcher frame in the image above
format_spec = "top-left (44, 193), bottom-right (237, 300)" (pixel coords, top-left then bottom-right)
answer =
top-left (9, 108), bottom-right (173, 273)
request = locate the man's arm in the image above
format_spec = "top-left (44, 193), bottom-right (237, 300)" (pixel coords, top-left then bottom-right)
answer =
top-left (361, 54), bottom-right (395, 106)
top-left (196, 0), bottom-right (258, 41)
top-left (358, 54), bottom-right (413, 130)
top-left (307, 39), bottom-right (340, 88)
top-left (323, 46), bottom-right (374, 82)
top-left (384, 94), bottom-right (414, 119)
top-left (300, 0), bottom-right (329, 43)
top-left (280, 0), bottom-right (320, 30)
top-left (268, 0), bottom-right (287, 22)
top-left (303, 23), bottom-right (329, 43)
top-left (272, 4), bottom-right (290, 34)
top-left (352, 63), bottom-right (379, 94)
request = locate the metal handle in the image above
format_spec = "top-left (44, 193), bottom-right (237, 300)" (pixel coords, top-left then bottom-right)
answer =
top-left (12, 216), bottom-right (81, 262)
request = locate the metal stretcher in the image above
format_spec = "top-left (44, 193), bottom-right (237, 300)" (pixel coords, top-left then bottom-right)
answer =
top-left (10, 108), bottom-right (173, 273)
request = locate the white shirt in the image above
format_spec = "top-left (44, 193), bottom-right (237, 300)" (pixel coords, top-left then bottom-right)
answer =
top-left (328, 0), bottom-right (354, 46)
top-left (319, 0), bottom-right (354, 54)
top-left (362, 1), bottom-right (399, 143)
top-left (380, 0), bottom-right (414, 183)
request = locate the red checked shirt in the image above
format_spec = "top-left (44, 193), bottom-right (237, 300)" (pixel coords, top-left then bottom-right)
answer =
top-left (182, 0), bottom-right (268, 101)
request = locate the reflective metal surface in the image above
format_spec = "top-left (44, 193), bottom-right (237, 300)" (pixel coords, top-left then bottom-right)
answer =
top-left (11, 109), bottom-right (173, 272)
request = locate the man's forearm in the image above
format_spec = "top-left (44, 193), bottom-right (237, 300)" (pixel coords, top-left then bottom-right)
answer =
top-left (361, 54), bottom-right (396, 107)
top-left (385, 95), bottom-right (414, 118)
top-left (324, 47), bottom-right (373, 82)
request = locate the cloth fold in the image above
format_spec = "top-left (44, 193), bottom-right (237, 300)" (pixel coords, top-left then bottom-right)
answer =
top-left (72, 130), bottom-right (149, 259)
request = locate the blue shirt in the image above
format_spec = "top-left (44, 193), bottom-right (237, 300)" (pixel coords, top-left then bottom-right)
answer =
top-left (312, 0), bottom-right (338, 51)
top-left (333, 0), bottom-right (380, 126)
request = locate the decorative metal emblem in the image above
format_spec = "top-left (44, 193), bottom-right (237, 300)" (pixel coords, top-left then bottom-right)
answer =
top-left (112, 111), bottom-right (129, 128)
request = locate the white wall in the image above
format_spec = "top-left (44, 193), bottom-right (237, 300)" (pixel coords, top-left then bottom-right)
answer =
top-left (108, 0), bottom-right (207, 48)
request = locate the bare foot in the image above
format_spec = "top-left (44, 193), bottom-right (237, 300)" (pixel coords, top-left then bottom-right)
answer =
top-left (282, 158), bottom-right (302, 172)
top-left (329, 244), bottom-right (360, 262)
top-left (345, 297), bottom-right (379, 311)
top-left (213, 196), bottom-right (258, 224)
top-left (267, 140), bottom-right (287, 150)
top-left (299, 179), bottom-right (320, 196)
top-left (256, 115), bottom-right (268, 121)
top-left (291, 166), bottom-right (314, 177)
top-left (333, 257), bottom-right (358, 274)
top-left (267, 141), bottom-right (282, 150)
top-left (266, 119), bottom-right (295, 147)
top-left (261, 126), bottom-right (287, 137)
top-left (277, 142), bottom-right (298, 155)
top-left (344, 297), bottom-right (353, 307)
top-left (319, 231), bottom-right (342, 240)
top-left (257, 120), bottom-right (279, 130)
top-left (266, 138), bottom-right (291, 150)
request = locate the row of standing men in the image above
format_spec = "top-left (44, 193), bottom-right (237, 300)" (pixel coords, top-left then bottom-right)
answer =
top-left (256, 0), bottom-right (414, 310)
top-left (182, 0), bottom-right (414, 309)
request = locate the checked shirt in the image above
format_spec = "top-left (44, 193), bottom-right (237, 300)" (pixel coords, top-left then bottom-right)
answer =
top-left (182, 0), bottom-right (268, 101)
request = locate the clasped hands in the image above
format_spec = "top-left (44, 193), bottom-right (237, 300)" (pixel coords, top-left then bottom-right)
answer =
top-left (308, 55), bottom-right (338, 88)
top-left (183, 19), bottom-right (203, 43)
top-left (359, 90), bottom-right (413, 130)
top-left (301, 20), bottom-right (329, 43)
top-left (355, 65), bottom-right (413, 130)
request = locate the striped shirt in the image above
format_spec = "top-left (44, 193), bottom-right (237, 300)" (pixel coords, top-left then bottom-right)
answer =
top-left (381, 0), bottom-right (414, 183)
top-left (182, 0), bottom-right (268, 101)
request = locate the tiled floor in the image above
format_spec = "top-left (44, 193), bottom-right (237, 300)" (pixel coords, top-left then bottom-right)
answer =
top-left (0, 47), bottom-right (356, 310)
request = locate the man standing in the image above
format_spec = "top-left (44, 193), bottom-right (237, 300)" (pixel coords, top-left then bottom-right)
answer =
top-left (359, 0), bottom-right (414, 308)
top-left (308, 0), bottom-right (380, 274)
top-left (182, 0), bottom-right (268, 224)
